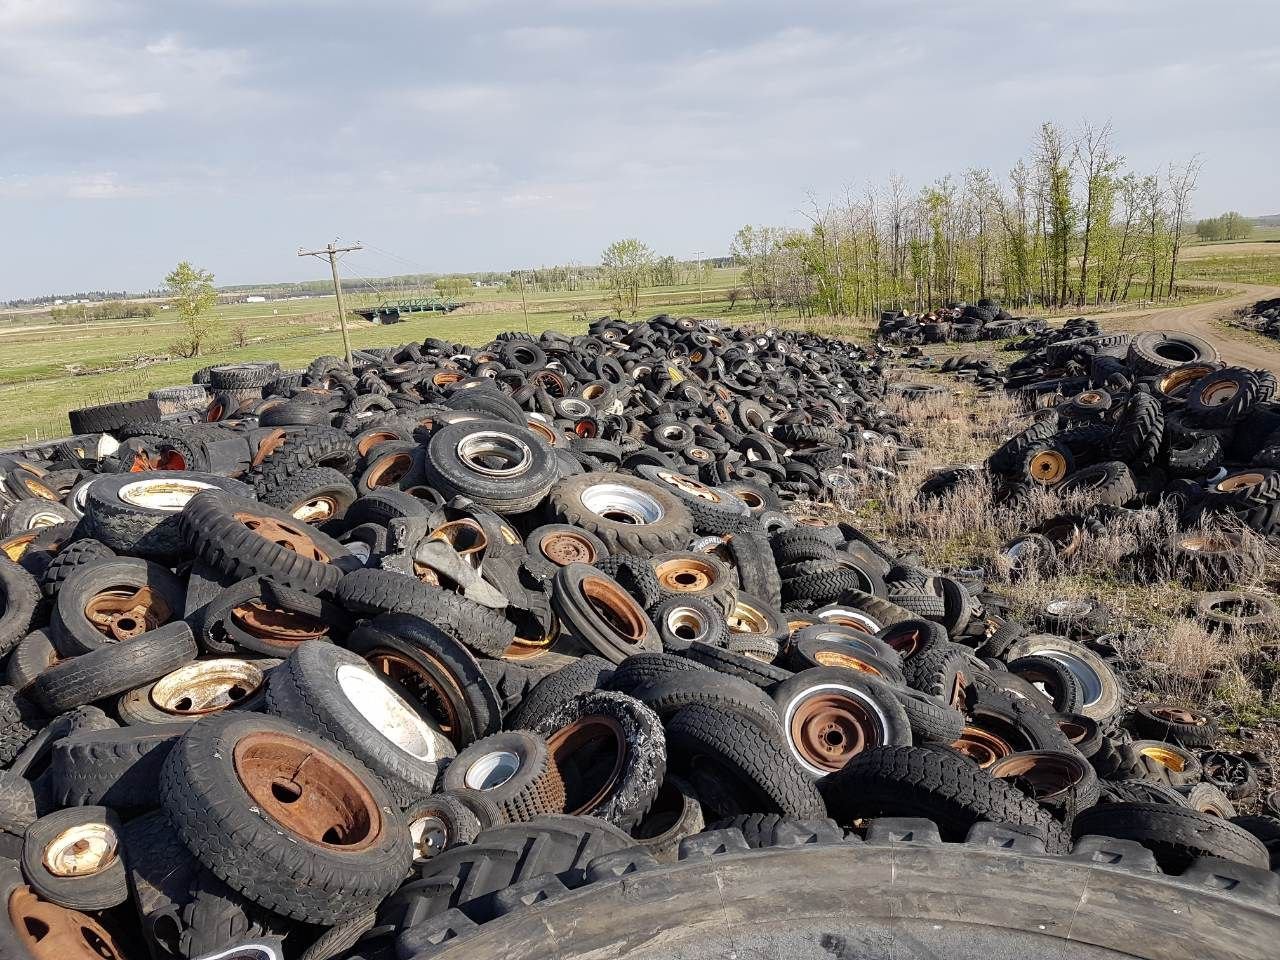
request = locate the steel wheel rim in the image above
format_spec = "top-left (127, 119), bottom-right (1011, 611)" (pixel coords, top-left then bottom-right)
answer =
top-left (43, 823), bottom-right (118, 877)
top-left (664, 605), bottom-right (711, 643)
top-left (233, 511), bottom-right (329, 561)
top-left (579, 482), bottom-right (664, 525)
top-left (784, 684), bottom-right (886, 776)
top-left (463, 750), bottom-right (521, 790)
top-left (580, 576), bottom-right (649, 645)
top-left (364, 647), bottom-right (464, 743)
top-left (117, 478), bottom-right (215, 511)
top-left (951, 726), bottom-right (1014, 768)
top-left (653, 556), bottom-right (717, 593)
top-left (150, 659), bottom-right (264, 715)
top-left (233, 730), bottom-right (383, 850)
top-left (539, 530), bottom-right (598, 566)
top-left (456, 431), bottom-right (534, 478)
top-left (336, 663), bottom-right (449, 762)
top-left (85, 586), bottom-right (168, 642)
top-left (547, 714), bottom-right (626, 816)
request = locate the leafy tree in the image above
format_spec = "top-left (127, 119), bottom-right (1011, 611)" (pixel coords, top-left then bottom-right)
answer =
top-left (600, 238), bottom-right (654, 316)
top-left (165, 261), bottom-right (217, 358)
top-left (435, 276), bottom-right (472, 299)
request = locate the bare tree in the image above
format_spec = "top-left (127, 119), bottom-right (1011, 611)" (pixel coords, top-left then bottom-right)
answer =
top-left (1166, 157), bottom-right (1202, 297)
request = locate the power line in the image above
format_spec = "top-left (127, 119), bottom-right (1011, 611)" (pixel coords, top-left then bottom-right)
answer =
top-left (298, 241), bottom-right (362, 365)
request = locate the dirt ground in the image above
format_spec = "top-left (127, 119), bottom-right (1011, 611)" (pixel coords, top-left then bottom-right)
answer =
top-left (1088, 280), bottom-right (1280, 372)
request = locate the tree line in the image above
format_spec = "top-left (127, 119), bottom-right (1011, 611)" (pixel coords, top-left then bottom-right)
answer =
top-left (727, 122), bottom-right (1204, 318)
top-left (48, 300), bottom-right (158, 322)
top-left (1194, 211), bottom-right (1252, 242)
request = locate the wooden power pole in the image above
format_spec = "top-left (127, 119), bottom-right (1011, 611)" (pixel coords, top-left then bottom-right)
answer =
top-left (298, 241), bottom-right (362, 365)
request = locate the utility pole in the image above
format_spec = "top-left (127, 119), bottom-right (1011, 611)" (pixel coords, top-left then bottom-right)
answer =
top-left (693, 251), bottom-right (705, 305)
top-left (298, 241), bottom-right (362, 365)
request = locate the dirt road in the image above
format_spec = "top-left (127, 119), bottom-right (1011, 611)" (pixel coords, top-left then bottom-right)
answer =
top-left (1086, 280), bottom-right (1280, 372)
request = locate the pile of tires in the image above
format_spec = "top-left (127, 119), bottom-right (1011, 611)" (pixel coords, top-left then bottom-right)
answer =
top-left (1239, 297), bottom-right (1280, 340)
top-left (0, 315), bottom-right (1274, 959)
top-left (923, 324), bottom-right (1280, 558)
top-left (877, 298), bottom-right (1047, 346)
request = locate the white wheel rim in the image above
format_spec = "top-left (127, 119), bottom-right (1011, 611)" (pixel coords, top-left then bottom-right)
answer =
top-left (463, 750), bottom-right (521, 790)
top-left (151, 659), bottom-right (265, 714)
top-left (409, 814), bottom-right (450, 860)
top-left (118, 478), bottom-right (216, 511)
top-left (579, 482), bottom-right (664, 524)
top-left (44, 823), bottom-right (118, 877)
top-left (336, 663), bottom-right (453, 762)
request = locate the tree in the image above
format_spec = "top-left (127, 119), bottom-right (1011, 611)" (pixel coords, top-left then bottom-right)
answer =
top-left (165, 261), bottom-right (217, 358)
top-left (726, 287), bottom-right (742, 310)
top-left (435, 276), bottom-right (472, 299)
top-left (600, 239), bottom-right (654, 317)
top-left (1166, 157), bottom-right (1201, 297)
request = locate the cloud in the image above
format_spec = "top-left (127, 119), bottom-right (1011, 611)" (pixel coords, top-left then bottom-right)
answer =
top-left (0, 0), bottom-right (1278, 298)
top-left (0, 171), bottom-right (159, 199)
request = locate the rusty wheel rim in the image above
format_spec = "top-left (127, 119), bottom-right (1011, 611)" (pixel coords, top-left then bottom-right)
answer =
top-left (580, 576), bottom-right (649, 646)
top-left (988, 751), bottom-right (1087, 801)
top-left (653, 556), bottom-right (717, 593)
top-left (547, 714), bottom-right (626, 815)
top-left (356, 431), bottom-right (401, 456)
top-left (1151, 705), bottom-right (1205, 726)
top-left (1057, 718), bottom-right (1089, 743)
top-left (150, 659), bottom-right (265, 715)
top-left (14, 474), bottom-right (59, 501)
top-left (881, 623), bottom-right (927, 657)
top-left (539, 530), bottom-right (597, 566)
top-left (1199, 380), bottom-right (1241, 407)
top-left (1216, 472), bottom-right (1265, 493)
top-left (365, 453), bottom-right (414, 489)
top-left (526, 418), bottom-right (559, 447)
top-left (233, 511), bottom-right (329, 561)
top-left (1177, 533), bottom-right (1235, 553)
top-left (428, 520), bottom-right (488, 565)
top-left (84, 586), bottom-right (169, 642)
top-left (231, 600), bottom-right (328, 647)
top-left (364, 647), bottom-right (464, 744)
top-left (784, 685), bottom-right (884, 775)
top-left (1159, 364), bottom-right (1215, 397)
top-left (1029, 449), bottom-right (1068, 485)
top-left (811, 649), bottom-right (883, 677)
top-left (43, 823), bottom-right (119, 877)
top-left (9, 887), bottom-right (124, 960)
top-left (233, 731), bottom-right (382, 850)
top-left (951, 726), bottom-right (1014, 768)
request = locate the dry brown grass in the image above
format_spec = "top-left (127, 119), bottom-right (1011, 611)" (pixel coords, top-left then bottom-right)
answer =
top-left (799, 374), bottom-right (1280, 734)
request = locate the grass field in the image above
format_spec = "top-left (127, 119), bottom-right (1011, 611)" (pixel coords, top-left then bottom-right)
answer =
top-left (0, 268), bottom-right (814, 445)
top-left (1179, 249), bottom-right (1280, 285)
top-left (8, 239), bottom-right (1280, 447)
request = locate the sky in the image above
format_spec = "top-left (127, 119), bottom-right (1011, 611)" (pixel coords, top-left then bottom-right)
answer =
top-left (1, 0), bottom-right (1277, 299)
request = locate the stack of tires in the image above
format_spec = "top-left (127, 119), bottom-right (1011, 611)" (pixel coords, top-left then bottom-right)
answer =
top-left (878, 299), bottom-right (1046, 346)
top-left (925, 326), bottom-right (1280, 568)
top-left (0, 315), bottom-right (1274, 960)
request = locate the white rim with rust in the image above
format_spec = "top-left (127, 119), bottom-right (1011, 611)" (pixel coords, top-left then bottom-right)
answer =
top-left (43, 822), bottom-right (119, 877)
top-left (118, 478), bottom-right (216, 511)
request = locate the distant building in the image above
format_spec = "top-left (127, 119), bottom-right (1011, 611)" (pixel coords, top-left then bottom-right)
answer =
top-left (245, 295), bottom-right (267, 303)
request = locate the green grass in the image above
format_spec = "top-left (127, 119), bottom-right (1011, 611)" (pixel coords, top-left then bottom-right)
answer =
top-left (0, 269), bottom-right (811, 445)
top-left (1179, 249), bottom-right (1280, 285)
